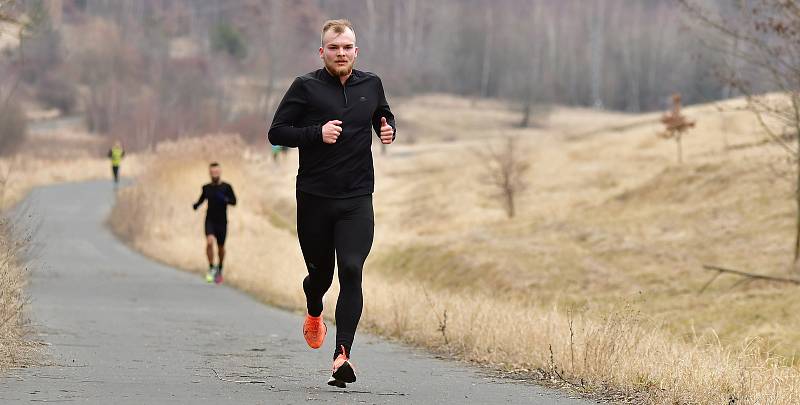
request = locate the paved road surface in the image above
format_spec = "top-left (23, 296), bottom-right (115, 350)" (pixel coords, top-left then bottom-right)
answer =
top-left (0, 180), bottom-right (590, 404)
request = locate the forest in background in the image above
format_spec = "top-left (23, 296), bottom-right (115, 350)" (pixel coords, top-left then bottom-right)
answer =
top-left (0, 0), bottom-right (761, 150)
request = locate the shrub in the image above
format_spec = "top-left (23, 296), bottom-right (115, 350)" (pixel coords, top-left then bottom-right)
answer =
top-left (0, 101), bottom-right (27, 157)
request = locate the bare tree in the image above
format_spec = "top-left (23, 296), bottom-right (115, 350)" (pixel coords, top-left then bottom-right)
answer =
top-left (680, 0), bottom-right (800, 263)
top-left (479, 6), bottom-right (493, 100)
top-left (616, 0), bottom-right (643, 112)
top-left (588, 0), bottom-right (606, 109)
top-left (515, 1), bottom-right (555, 128)
top-left (477, 136), bottom-right (531, 218)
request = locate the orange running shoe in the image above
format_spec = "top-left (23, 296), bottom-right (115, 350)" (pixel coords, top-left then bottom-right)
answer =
top-left (328, 345), bottom-right (356, 387)
top-left (302, 314), bottom-right (326, 349)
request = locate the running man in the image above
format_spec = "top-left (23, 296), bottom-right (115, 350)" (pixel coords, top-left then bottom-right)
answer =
top-left (192, 162), bottom-right (237, 285)
top-left (107, 141), bottom-right (125, 185)
top-left (268, 19), bottom-right (396, 388)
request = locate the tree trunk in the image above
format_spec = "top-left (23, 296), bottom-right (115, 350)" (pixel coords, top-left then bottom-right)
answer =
top-left (366, 0), bottom-right (376, 50)
top-left (520, 80), bottom-right (532, 128)
top-left (621, 1), bottom-right (642, 112)
top-left (794, 95), bottom-right (800, 262)
top-left (795, 145), bottom-right (800, 262)
top-left (263, 0), bottom-right (279, 117)
top-left (589, 0), bottom-right (605, 109)
top-left (676, 135), bottom-right (683, 164)
top-left (506, 193), bottom-right (515, 218)
top-left (404, 0), bottom-right (417, 60)
top-left (479, 7), bottom-right (493, 99)
top-left (392, 1), bottom-right (401, 65)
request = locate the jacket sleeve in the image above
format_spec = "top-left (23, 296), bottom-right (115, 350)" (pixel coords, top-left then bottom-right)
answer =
top-left (226, 185), bottom-right (237, 206)
top-left (193, 187), bottom-right (206, 210)
top-left (268, 78), bottom-right (322, 147)
top-left (372, 77), bottom-right (396, 141)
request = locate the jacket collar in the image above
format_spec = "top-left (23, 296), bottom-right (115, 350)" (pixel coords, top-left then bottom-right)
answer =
top-left (319, 67), bottom-right (361, 85)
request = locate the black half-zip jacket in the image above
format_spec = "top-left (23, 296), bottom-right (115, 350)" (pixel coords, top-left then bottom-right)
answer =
top-left (268, 68), bottom-right (396, 198)
top-left (193, 182), bottom-right (237, 223)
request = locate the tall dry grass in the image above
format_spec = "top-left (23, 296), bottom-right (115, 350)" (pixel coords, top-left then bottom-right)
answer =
top-left (0, 208), bottom-right (35, 370)
top-left (109, 117), bottom-right (800, 404)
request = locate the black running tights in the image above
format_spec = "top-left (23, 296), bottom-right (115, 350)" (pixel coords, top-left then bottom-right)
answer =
top-left (296, 191), bottom-right (374, 359)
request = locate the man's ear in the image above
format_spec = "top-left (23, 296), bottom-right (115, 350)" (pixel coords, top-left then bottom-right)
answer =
top-left (354, 46), bottom-right (359, 58)
top-left (318, 47), bottom-right (324, 59)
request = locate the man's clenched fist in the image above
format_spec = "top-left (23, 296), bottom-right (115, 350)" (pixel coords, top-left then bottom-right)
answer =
top-left (322, 120), bottom-right (343, 144)
top-left (379, 117), bottom-right (394, 144)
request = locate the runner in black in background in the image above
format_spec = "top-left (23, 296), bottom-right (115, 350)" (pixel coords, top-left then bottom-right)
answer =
top-left (192, 162), bottom-right (237, 285)
top-left (268, 19), bottom-right (395, 388)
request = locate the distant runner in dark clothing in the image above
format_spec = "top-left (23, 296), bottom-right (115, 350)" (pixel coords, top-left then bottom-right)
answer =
top-left (268, 19), bottom-right (395, 388)
top-left (192, 162), bottom-right (237, 284)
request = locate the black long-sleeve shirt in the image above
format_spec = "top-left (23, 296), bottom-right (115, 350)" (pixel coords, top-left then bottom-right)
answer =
top-left (193, 182), bottom-right (236, 223)
top-left (268, 68), bottom-right (396, 198)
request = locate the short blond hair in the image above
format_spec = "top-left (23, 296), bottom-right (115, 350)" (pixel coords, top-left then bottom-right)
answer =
top-left (321, 19), bottom-right (355, 45)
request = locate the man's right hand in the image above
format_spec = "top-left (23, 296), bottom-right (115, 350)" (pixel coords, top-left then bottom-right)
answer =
top-left (322, 120), bottom-right (343, 144)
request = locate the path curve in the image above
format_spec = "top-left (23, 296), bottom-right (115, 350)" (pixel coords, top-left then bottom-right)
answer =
top-left (0, 180), bottom-right (590, 404)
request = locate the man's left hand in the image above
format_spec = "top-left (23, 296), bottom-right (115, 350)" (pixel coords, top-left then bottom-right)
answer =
top-left (379, 117), bottom-right (394, 144)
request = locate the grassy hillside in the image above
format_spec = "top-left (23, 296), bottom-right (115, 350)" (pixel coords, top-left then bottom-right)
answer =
top-left (385, 95), bottom-right (796, 353)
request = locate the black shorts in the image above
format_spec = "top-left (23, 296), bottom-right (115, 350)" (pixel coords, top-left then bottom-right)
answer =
top-left (205, 220), bottom-right (227, 246)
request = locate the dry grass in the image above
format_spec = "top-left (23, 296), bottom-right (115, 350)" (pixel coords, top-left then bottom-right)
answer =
top-left (108, 95), bottom-right (800, 404)
top-left (0, 208), bottom-right (35, 370)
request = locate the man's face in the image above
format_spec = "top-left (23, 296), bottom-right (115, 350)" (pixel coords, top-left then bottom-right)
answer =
top-left (319, 28), bottom-right (358, 77)
top-left (209, 166), bottom-right (221, 183)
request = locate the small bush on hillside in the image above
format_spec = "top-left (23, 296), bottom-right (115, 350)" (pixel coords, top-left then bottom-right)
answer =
top-left (0, 101), bottom-right (28, 157)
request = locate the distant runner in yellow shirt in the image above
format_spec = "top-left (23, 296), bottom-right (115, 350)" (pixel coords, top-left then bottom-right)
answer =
top-left (107, 141), bottom-right (125, 186)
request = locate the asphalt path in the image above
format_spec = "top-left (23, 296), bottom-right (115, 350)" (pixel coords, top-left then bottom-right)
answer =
top-left (0, 180), bottom-right (591, 404)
